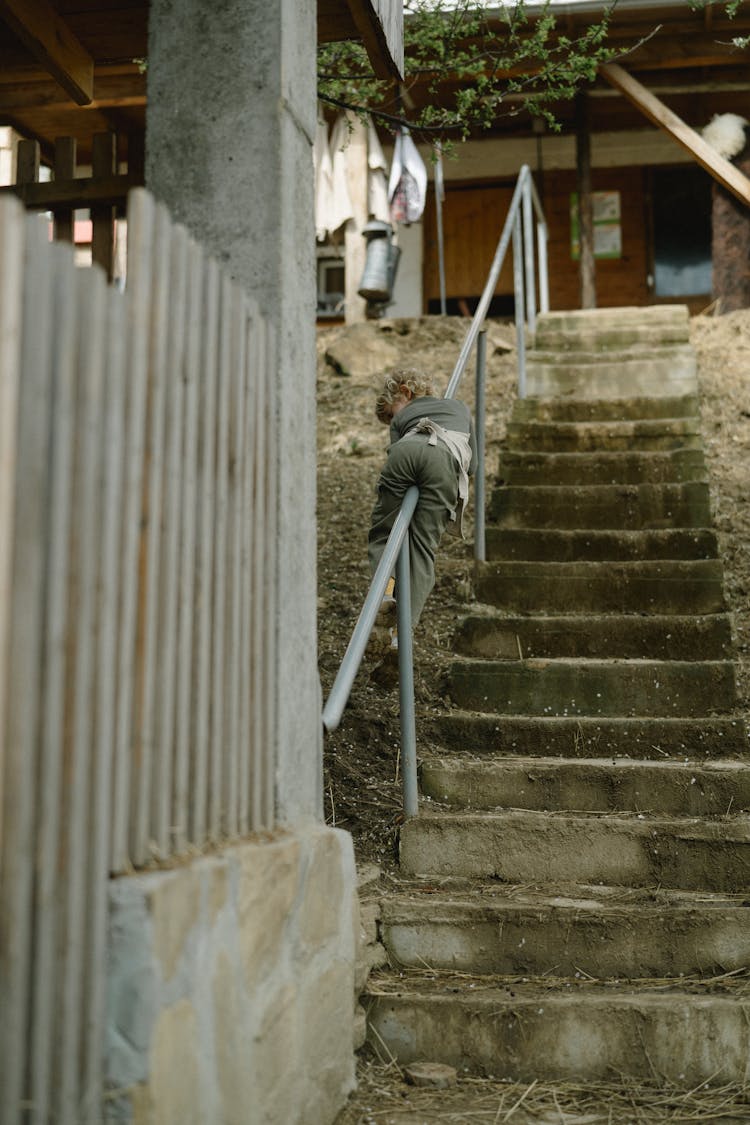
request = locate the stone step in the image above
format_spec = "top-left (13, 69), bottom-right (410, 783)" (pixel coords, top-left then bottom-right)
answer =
top-left (446, 658), bottom-right (737, 717)
top-left (489, 482), bottom-right (711, 530)
top-left (506, 418), bottom-right (702, 453)
top-left (398, 809), bottom-right (750, 890)
top-left (381, 883), bottom-right (750, 977)
top-left (475, 560), bottom-right (725, 614)
top-left (434, 713), bottom-right (748, 760)
top-left (497, 449), bottom-right (706, 486)
top-left (512, 394), bottom-right (699, 423)
top-left (420, 756), bottom-right (750, 816)
top-left (526, 349), bottom-right (696, 399)
top-left (533, 305), bottom-right (691, 351)
top-left (365, 977), bottom-right (750, 1083)
top-left (485, 528), bottom-right (719, 562)
top-left (455, 613), bottom-right (733, 660)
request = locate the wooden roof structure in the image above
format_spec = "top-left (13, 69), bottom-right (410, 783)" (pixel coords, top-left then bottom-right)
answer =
top-left (0, 0), bottom-right (403, 166)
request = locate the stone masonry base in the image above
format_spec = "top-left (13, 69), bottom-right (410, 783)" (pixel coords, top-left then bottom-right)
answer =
top-left (105, 825), bottom-right (357, 1124)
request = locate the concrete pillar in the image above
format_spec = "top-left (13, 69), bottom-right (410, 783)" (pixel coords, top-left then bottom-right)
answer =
top-left (343, 115), bottom-right (369, 324)
top-left (146, 0), bottom-right (321, 822)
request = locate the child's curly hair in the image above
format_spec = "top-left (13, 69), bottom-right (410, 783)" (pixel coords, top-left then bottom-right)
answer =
top-left (375, 367), bottom-right (436, 424)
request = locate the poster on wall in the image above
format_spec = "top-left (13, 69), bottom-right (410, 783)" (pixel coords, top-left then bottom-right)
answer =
top-left (570, 191), bottom-right (622, 260)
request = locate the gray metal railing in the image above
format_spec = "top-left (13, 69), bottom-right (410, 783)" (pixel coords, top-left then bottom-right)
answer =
top-left (321, 164), bottom-right (548, 817)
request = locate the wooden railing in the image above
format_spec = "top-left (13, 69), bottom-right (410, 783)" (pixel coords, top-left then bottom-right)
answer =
top-left (0, 187), bottom-right (277, 1123)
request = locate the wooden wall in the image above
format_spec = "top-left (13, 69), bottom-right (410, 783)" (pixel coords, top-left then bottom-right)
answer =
top-left (423, 166), bottom-right (653, 312)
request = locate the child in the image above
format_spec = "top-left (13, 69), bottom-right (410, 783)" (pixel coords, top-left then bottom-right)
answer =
top-left (368, 367), bottom-right (477, 627)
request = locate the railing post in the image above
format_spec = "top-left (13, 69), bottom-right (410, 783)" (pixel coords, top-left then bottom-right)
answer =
top-left (396, 538), bottom-right (418, 818)
top-left (513, 212), bottom-right (527, 399)
top-left (474, 328), bottom-right (487, 563)
top-left (522, 176), bottom-right (536, 337)
top-left (537, 220), bottom-right (549, 314)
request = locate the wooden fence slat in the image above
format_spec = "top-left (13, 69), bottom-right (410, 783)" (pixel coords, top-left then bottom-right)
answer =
top-left (57, 266), bottom-right (107, 1125)
top-left (132, 201), bottom-right (171, 866)
top-left (83, 288), bottom-right (126, 1121)
top-left (28, 239), bottom-right (77, 1125)
top-left (237, 306), bottom-right (256, 835)
top-left (172, 236), bottom-right (202, 855)
top-left (209, 274), bottom-right (232, 841)
top-left (0, 215), bottom-right (54, 1125)
top-left (111, 187), bottom-right (154, 874)
top-left (152, 223), bottom-right (188, 858)
top-left (222, 285), bottom-right (246, 838)
top-left (261, 322), bottom-right (278, 827)
top-left (189, 256), bottom-right (219, 846)
top-left (0, 196), bottom-right (24, 849)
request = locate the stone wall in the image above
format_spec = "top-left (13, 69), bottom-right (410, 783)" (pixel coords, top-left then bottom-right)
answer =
top-left (106, 827), bottom-right (357, 1124)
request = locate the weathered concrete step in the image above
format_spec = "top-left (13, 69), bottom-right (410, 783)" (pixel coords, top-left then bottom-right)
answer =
top-left (485, 527), bottom-right (719, 562)
top-left (476, 560), bottom-right (725, 614)
top-left (434, 713), bottom-right (748, 760)
top-left (447, 658), bottom-right (737, 717)
top-left (489, 482), bottom-right (710, 530)
top-left (455, 613), bottom-right (733, 660)
top-left (366, 978), bottom-right (750, 1083)
top-left (420, 756), bottom-right (750, 816)
top-left (512, 394), bottom-right (699, 423)
top-left (497, 449), bottom-right (706, 486)
top-left (398, 809), bottom-right (750, 890)
top-left (507, 418), bottom-right (701, 452)
top-left (381, 884), bottom-right (750, 977)
top-left (526, 350), bottom-right (696, 399)
top-left (533, 305), bottom-right (690, 351)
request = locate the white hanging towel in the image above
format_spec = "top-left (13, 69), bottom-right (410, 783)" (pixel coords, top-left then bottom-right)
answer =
top-left (388, 127), bottom-right (428, 224)
top-left (327, 113), bottom-right (355, 235)
top-left (367, 119), bottom-right (391, 223)
top-left (314, 111), bottom-right (334, 242)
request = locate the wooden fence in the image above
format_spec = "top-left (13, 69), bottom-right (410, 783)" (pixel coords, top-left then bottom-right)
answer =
top-left (0, 187), bottom-right (277, 1124)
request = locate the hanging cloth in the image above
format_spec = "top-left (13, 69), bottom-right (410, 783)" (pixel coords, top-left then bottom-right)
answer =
top-left (313, 111), bottom-right (334, 242)
top-left (327, 113), bottom-right (355, 235)
top-left (367, 119), bottom-right (391, 223)
top-left (387, 127), bottom-right (427, 224)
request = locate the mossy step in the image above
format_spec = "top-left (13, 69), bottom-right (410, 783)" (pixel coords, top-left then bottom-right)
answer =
top-left (434, 713), bottom-right (748, 760)
top-left (511, 394), bottom-right (699, 423)
top-left (484, 527), bottom-right (718, 562)
top-left (381, 883), bottom-right (750, 977)
top-left (365, 977), bottom-right (750, 1083)
top-left (506, 418), bottom-right (702, 453)
top-left (489, 481), bottom-right (710, 530)
top-left (475, 559), bottom-right (725, 614)
top-left (455, 613), bottom-right (732, 660)
top-left (399, 809), bottom-right (750, 891)
top-left (420, 755), bottom-right (750, 816)
top-left (446, 658), bottom-right (737, 717)
top-left (497, 449), bottom-right (706, 486)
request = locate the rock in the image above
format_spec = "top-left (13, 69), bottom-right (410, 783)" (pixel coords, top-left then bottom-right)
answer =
top-left (324, 322), bottom-right (400, 381)
top-left (404, 1062), bottom-right (458, 1088)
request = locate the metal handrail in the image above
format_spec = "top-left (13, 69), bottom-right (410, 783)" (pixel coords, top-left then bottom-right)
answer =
top-left (321, 164), bottom-right (548, 818)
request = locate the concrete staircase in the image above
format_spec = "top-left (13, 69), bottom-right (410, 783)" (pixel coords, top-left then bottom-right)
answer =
top-left (365, 306), bottom-right (750, 1085)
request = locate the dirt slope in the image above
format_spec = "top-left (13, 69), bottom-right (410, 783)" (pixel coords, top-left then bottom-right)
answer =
top-left (317, 310), bottom-right (750, 868)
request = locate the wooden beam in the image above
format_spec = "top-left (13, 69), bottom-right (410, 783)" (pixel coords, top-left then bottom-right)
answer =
top-left (0, 71), bottom-right (146, 111)
top-left (600, 62), bottom-right (750, 209)
top-left (1, 173), bottom-right (139, 210)
top-left (344, 0), bottom-right (403, 79)
top-left (0, 0), bottom-right (94, 105)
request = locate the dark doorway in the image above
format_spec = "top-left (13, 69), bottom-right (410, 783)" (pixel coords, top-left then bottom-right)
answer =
top-left (652, 166), bottom-right (712, 298)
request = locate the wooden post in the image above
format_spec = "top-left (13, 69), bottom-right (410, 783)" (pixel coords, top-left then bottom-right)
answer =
top-left (53, 136), bottom-right (76, 242)
top-left (575, 92), bottom-right (597, 310)
top-left (344, 113), bottom-right (369, 324)
top-left (16, 138), bottom-right (39, 186)
top-left (91, 132), bottom-right (116, 278)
